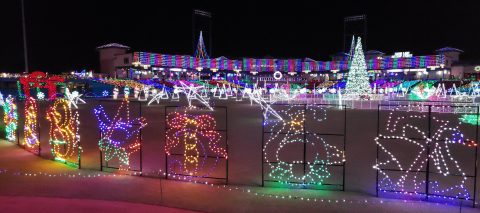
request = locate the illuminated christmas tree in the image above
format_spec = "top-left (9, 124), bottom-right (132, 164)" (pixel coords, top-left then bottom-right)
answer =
top-left (194, 31), bottom-right (209, 59)
top-left (345, 37), bottom-right (370, 99)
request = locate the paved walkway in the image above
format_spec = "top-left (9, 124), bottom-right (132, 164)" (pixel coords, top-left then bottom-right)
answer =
top-left (0, 141), bottom-right (479, 213)
top-left (0, 196), bottom-right (197, 213)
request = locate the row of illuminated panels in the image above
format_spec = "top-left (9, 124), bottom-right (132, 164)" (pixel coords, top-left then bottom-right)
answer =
top-left (133, 52), bottom-right (446, 72)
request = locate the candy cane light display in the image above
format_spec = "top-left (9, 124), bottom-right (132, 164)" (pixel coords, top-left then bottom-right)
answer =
top-left (3, 95), bottom-right (18, 142)
top-left (47, 99), bottom-right (80, 164)
top-left (23, 97), bottom-right (40, 153)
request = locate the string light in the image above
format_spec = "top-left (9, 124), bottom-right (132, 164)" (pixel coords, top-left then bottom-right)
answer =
top-left (375, 105), bottom-right (476, 201)
top-left (23, 97), bottom-right (39, 152)
top-left (166, 111), bottom-right (227, 177)
top-left (46, 99), bottom-right (80, 164)
top-left (264, 105), bottom-right (345, 187)
top-left (3, 95), bottom-right (18, 142)
top-left (19, 71), bottom-right (64, 100)
top-left (94, 97), bottom-right (147, 169)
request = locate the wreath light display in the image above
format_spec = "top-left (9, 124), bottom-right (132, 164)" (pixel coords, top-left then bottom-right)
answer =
top-left (166, 111), bottom-right (227, 177)
top-left (47, 99), bottom-right (80, 164)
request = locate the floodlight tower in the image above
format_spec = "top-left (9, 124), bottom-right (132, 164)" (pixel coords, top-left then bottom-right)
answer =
top-left (344, 15), bottom-right (367, 52)
top-left (192, 9), bottom-right (212, 57)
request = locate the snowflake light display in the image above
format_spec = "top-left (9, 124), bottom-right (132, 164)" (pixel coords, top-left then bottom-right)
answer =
top-left (374, 105), bottom-right (477, 200)
top-left (94, 98), bottom-right (147, 169)
top-left (166, 111), bottom-right (227, 177)
top-left (47, 99), bottom-right (80, 164)
top-left (23, 97), bottom-right (39, 152)
top-left (264, 105), bottom-right (345, 186)
top-left (102, 90), bottom-right (109, 97)
top-left (3, 95), bottom-right (18, 141)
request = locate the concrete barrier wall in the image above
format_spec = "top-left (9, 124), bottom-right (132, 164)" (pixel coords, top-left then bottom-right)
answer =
top-left (3, 98), bottom-right (479, 203)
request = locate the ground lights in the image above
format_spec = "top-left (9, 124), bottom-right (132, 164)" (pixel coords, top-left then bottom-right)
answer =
top-left (3, 95), bottom-right (18, 142)
top-left (47, 99), bottom-right (80, 164)
top-left (94, 98), bottom-right (147, 170)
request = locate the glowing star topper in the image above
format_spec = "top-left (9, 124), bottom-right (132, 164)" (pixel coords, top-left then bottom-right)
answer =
top-left (47, 99), bottom-right (80, 163)
top-left (94, 98), bottom-right (147, 169)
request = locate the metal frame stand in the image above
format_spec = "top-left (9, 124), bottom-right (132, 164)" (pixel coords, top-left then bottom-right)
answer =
top-left (164, 105), bottom-right (229, 184)
top-left (98, 99), bottom-right (143, 174)
top-left (376, 104), bottom-right (478, 207)
top-left (262, 103), bottom-right (347, 191)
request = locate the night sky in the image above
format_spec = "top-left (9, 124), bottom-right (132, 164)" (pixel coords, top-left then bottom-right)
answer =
top-left (1, 0), bottom-right (479, 73)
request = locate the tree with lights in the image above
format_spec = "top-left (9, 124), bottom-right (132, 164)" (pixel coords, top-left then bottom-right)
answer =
top-left (345, 37), bottom-right (370, 99)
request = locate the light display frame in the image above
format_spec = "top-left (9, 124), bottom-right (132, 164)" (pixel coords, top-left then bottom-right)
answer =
top-left (95, 99), bottom-right (146, 173)
top-left (46, 99), bottom-right (81, 168)
top-left (22, 97), bottom-right (41, 155)
top-left (375, 104), bottom-right (478, 207)
top-left (164, 105), bottom-right (229, 184)
top-left (3, 95), bottom-right (18, 143)
top-left (262, 103), bottom-right (347, 191)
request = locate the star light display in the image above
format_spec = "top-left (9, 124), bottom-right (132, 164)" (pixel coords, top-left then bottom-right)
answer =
top-left (47, 99), bottom-right (80, 164)
top-left (179, 81), bottom-right (213, 111)
top-left (345, 37), bottom-right (371, 99)
top-left (65, 88), bottom-right (86, 109)
top-left (3, 95), bottom-right (18, 141)
top-left (94, 98), bottom-right (147, 169)
top-left (374, 105), bottom-right (477, 201)
top-left (23, 97), bottom-right (40, 152)
top-left (246, 86), bottom-right (283, 120)
top-left (263, 105), bottom-right (345, 187)
top-left (166, 111), bottom-right (227, 178)
top-left (147, 87), bottom-right (170, 106)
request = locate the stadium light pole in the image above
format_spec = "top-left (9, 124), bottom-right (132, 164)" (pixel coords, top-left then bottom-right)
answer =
top-left (21, 0), bottom-right (29, 73)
